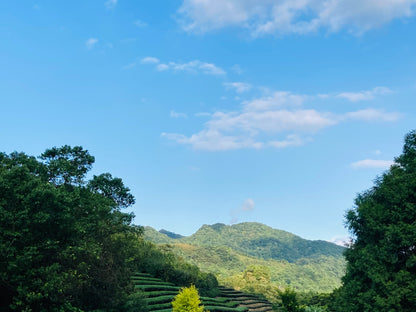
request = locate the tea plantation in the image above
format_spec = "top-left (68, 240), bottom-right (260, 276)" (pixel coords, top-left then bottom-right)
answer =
top-left (132, 272), bottom-right (273, 312)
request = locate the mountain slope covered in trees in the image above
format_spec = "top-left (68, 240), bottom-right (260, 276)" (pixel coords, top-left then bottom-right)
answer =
top-left (144, 222), bottom-right (345, 294)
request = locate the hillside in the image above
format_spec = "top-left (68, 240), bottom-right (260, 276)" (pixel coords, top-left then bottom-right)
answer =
top-left (180, 222), bottom-right (344, 262)
top-left (144, 222), bottom-right (346, 294)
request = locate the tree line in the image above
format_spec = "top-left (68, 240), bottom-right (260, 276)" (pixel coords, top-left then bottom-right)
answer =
top-left (0, 146), bottom-right (217, 311)
top-left (1, 129), bottom-right (416, 311)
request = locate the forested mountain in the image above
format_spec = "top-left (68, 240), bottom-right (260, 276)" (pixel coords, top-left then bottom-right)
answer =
top-left (185, 223), bottom-right (343, 262)
top-left (145, 222), bottom-right (344, 262)
top-left (144, 222), bottom-right (345, 294)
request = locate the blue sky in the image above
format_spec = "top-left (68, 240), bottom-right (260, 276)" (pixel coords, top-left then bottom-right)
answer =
top-left (1, 0), bottom-right (416, 243)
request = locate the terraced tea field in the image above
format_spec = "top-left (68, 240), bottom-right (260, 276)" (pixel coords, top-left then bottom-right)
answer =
top-left (131, 273), bottom-right (273, 312)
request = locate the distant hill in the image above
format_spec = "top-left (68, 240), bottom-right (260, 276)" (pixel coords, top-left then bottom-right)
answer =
top-left (159, 229), bottom-right (184, 239)
top-left (143, 222), bottom-right (346, 293)
top-left (180, 222), bottom-right (344, 262)
top-left (144, 226), bottom-right (175, 244)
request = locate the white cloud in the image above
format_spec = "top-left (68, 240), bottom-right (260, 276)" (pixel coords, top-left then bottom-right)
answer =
top-left (85, 38), bottom-right (98, 49)
top-left (231, 64), bottom-right (243, 74)
top-left (141, 56), bottom-right (160, 64)
top-left (268, 135), bottom-right (304, 148)
top-left (345, 108), bottom-right (401, 122)
top-left (105, 0), bottom-right (117, 10)
top-left (141, 57), bottom-right (226, 75)
top-left (161, 130), bottom-right (263, 151)
top-left (156, 63), bottom-right (170, 71)
top-left (162, 87), bottom-right (401, 151)
top-left (351, 159), bottom-right (394, 169)
top-left (170, 110), bottom-right (188, 118)
top-left (134, 19), bottom-right (147, 27)
top-left (224, 82), bottom-right (252, 93)
top-left (242, 198), bottom-right (255, 211)
top-left (231, 198), bottom-right (255, 224)
top-left (244, 91), bottom-right (305, 111)
top-left (337, 87), bottom-right (393, 102)
top-left (179, 0), bottom-right (416, 36)
top-left (162, 107), bottom-right (335, 151)
top-left (328, 236), bottom-right (350, 247)
top-left (207, 109), bottom-right (336, 134)
top-left (122, 62), bottom-right (137, 70)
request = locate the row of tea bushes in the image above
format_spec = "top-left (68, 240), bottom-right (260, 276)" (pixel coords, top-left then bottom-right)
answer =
top-left (218, 287), bottom-right (273, 312)
top-left (131, 273), bottom-right (250, 312)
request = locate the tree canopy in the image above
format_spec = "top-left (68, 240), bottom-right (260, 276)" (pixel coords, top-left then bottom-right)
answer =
top-left (0, 145), bottom-right (219, 311)
top-left (0, 146), bottom-right (142, 311)
top-left (333, 130), bottom-right (416, 311)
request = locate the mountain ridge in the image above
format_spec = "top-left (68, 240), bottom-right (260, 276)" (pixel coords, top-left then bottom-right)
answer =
top-left (143, 222), bottom-right (346, 294)
top-left (144, 222), bottom-right (344, 263)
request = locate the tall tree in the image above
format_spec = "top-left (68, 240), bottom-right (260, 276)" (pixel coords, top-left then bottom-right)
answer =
top-left (334, 130), bottom-right (416, 311)
top-left (0, 146), bottom-right (141, 311)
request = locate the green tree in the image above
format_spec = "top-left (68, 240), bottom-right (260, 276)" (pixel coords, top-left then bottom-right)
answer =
top-left (334, 130), bottom-right (416, 311)
top-left (172, 285), bottom-right (205, 312)
top-left (278, 287), bottom-right (303, 312)
top-left (0, 146), bottom-right (142, 311)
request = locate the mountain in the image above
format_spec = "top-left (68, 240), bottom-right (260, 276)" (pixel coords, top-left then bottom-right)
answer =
top-left (143, 222), bottom-right (346, 294)
top-left (143, 226), bottom-right (175, 244)
top-left (159, 229), bottom-right (184, 239)
top-left (180, 222), bottom-right (344, 263)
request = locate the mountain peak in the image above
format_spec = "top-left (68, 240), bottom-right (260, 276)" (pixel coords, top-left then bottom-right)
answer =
top-left (159, 229), bottom-right (183, 239)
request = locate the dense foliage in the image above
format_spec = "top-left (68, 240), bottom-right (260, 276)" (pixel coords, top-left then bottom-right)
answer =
top-left (333, 130), bottom-right (416, 311)
top-left (145, 226), bottom-right (345, 294)
top-left (0, 146), bottom-right (218, 311)
top-left (0, 146), bottom-right (142, 311)
top-left (146, 223), bottom-right (344, 263)
top-left (135, 241), bottom-right (219, 297)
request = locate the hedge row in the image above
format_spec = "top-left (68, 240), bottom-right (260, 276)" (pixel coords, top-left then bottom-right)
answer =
top-left (134, 285), bottom-right (180, 291)
top-left (204, 306), bottom-right (249, 312)
top-left (144, 295), bottom-right (176, 305)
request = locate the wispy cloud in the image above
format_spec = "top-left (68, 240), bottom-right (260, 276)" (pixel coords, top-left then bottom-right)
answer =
top-left (351, 159), bottom-right (394, 169)
top-left (179, 0), bottom-right (416, 36)
top-left (223, 82), bottom-right (252, 93)
top-left (85, 38), bottom-right (98, 50)
top-left (231, 198), bottom-right (255, 224)
top-left (336, 87), bottom-right (393, 102)
top-left (243, 91), bottom-right (305, 111)
top-left (140, 56), bottom-right (226, 75)
top-left (162, 87), bottom-right (401, 151)
top-left (105, 0), bottom-right (117, 9)
top-left (141, 56), bottom-right (160, 64)
top-left (344, 108), bottom-right (401, 122)
top-left (328, 236), bottom-right (350, 247)
top-left (231, 64), bottom-right (243, 74)
top-left (134, 19), bottom-right (147, 28)
top-left (241, 198), bottom-right (255, 211)
top-left (170, 110), bottom-right (188, 118)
